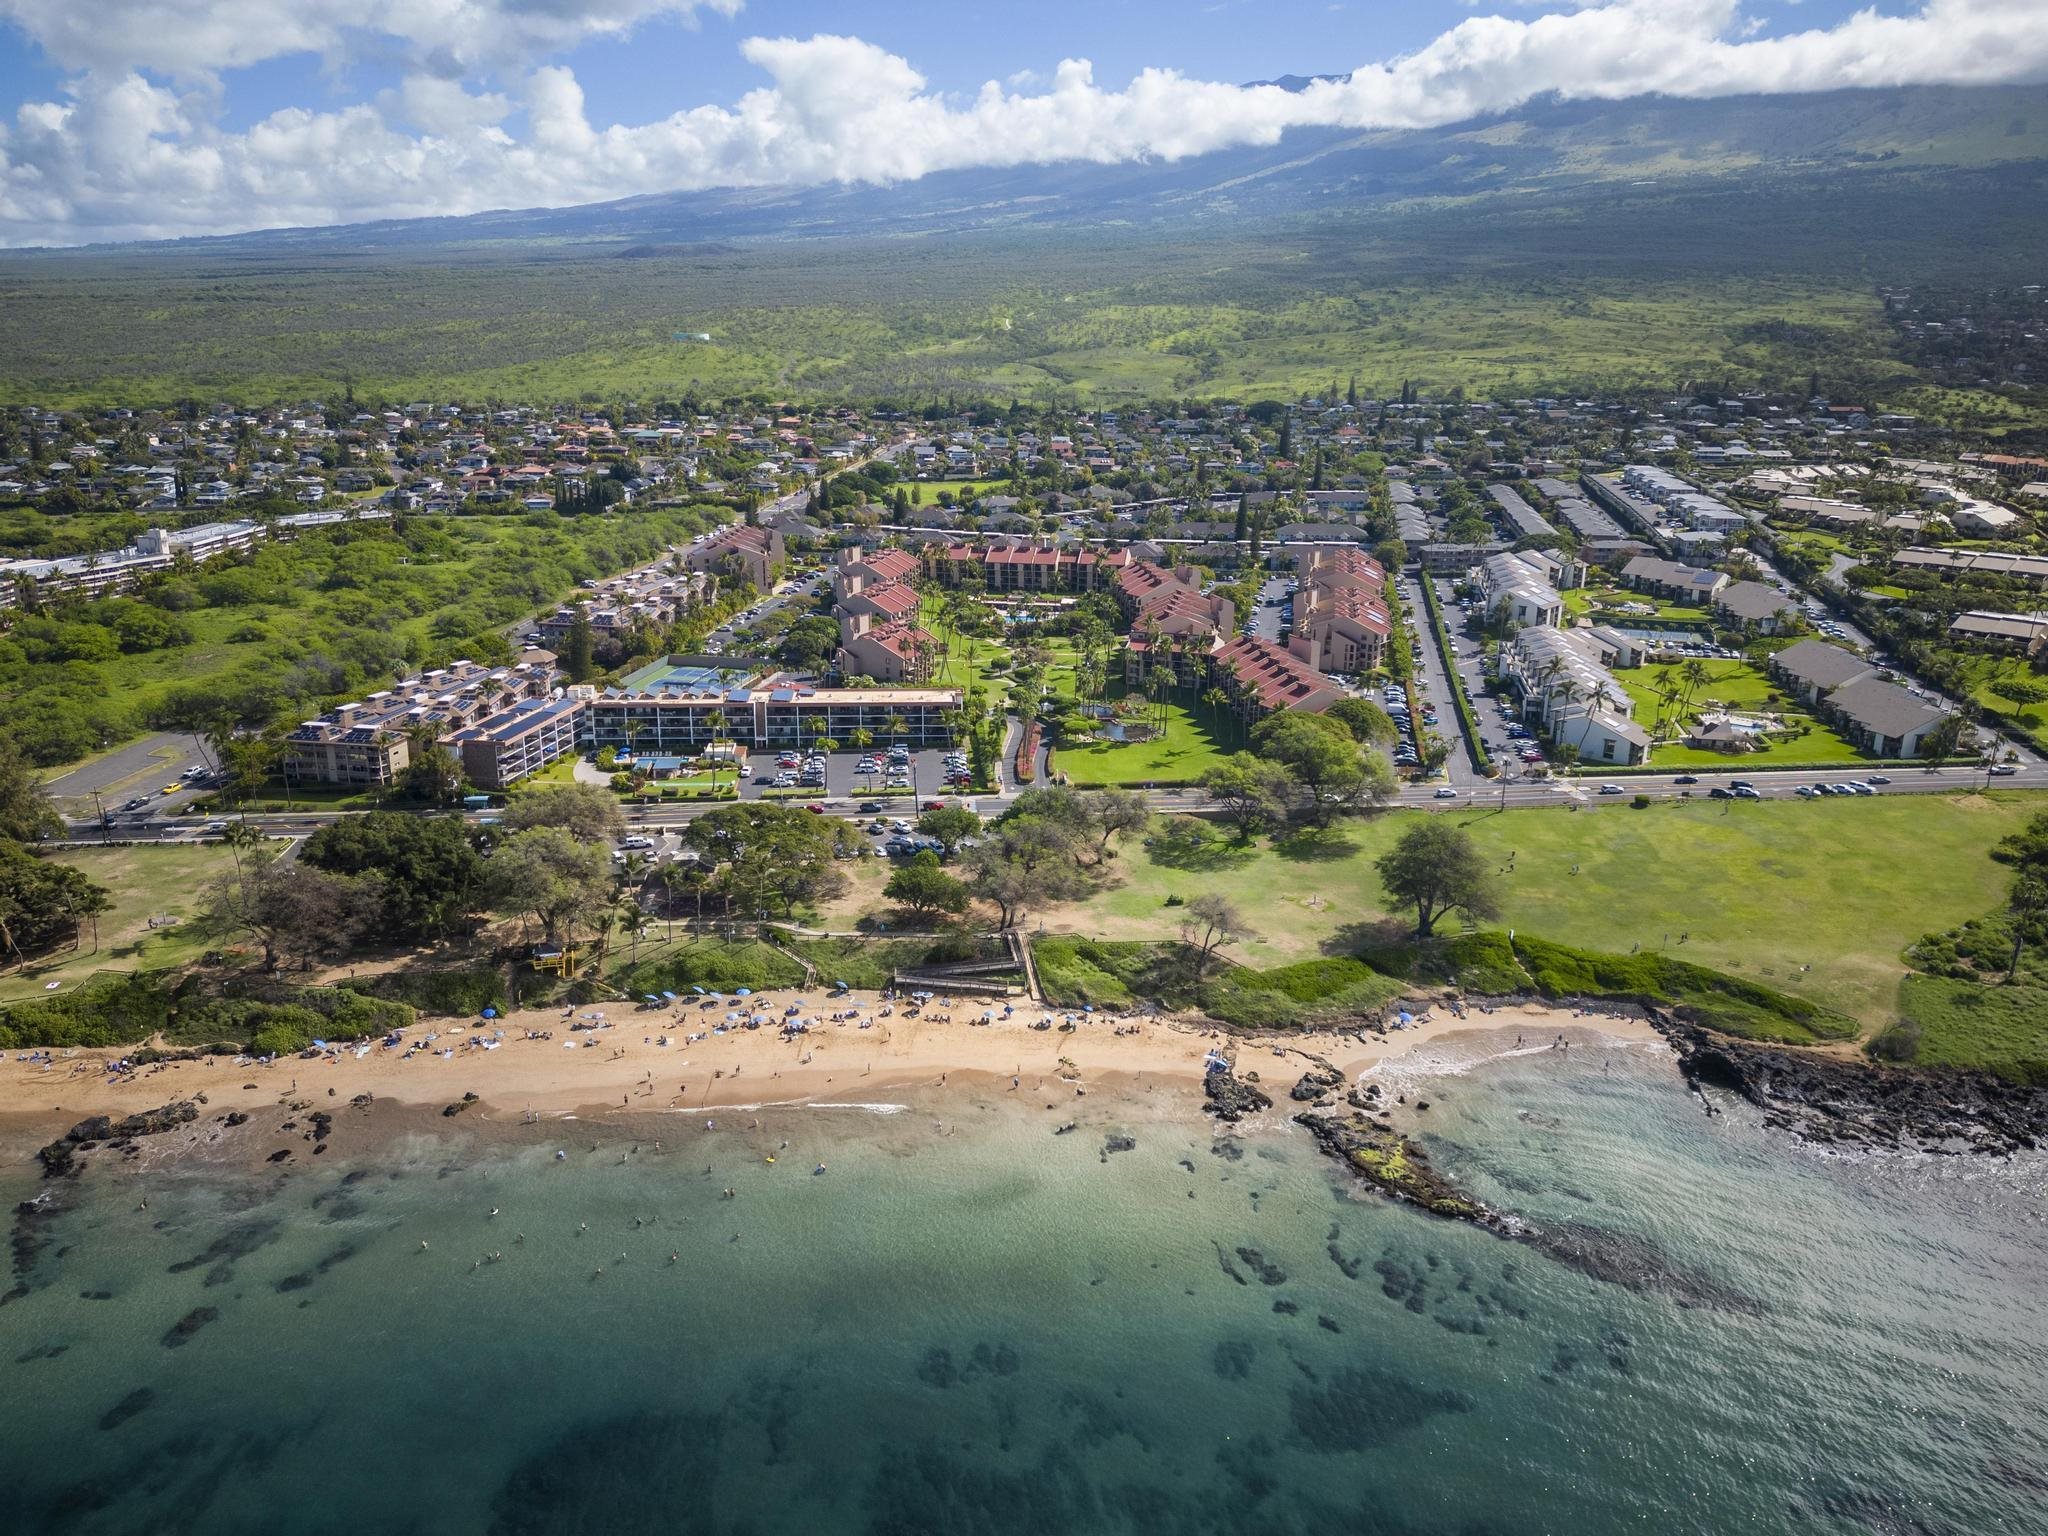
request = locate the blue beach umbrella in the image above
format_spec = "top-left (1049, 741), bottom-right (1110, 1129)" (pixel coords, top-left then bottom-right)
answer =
top-left (481, 1008), bottom-right (497, 1019)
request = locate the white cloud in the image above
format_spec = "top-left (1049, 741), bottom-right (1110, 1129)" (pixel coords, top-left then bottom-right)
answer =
top-left (0, 0), bottom-right (744, 83)
top-left (2, 0), bottom-right (2047, 246)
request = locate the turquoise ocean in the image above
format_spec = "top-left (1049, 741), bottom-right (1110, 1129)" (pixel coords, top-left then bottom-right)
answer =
top-left (2, 1034), bottom-right (2045, 1535)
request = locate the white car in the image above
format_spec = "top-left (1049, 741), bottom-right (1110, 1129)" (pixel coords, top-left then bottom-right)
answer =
top-left (1433, 787), bottom-right (1459, 799)
top-left (1598, 784), bottom-right (1623, 795)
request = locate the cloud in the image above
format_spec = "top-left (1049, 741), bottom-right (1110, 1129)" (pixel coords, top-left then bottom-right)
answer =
top-left (0, 0), bottom-right (744, 83)
top-left (2, 0), bottom-right (2047, 245)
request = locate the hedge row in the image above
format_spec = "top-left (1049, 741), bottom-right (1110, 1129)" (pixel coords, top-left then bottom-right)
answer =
top-left (1417, 576), bottom-right (1491, 774)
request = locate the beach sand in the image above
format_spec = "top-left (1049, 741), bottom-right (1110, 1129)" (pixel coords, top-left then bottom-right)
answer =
top-left (0, 987), bottom-right (1667, 1161)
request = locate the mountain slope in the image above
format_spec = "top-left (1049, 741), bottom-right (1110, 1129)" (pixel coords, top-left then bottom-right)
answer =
top-left (54, 83), bottom-right (2046, 257)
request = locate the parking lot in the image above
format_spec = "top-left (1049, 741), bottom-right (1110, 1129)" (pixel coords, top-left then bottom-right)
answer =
top-left (727, 745), bottom-right (974, 805)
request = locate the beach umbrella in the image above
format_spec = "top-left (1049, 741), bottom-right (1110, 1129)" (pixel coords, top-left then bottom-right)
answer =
top-left (691, 985), bottom-right (706, 995)
top-left (832, 980), bottom-right (850, 991)
top-left (662, 991), bottom-right (679, 1002)
top-left (735, 987), bottom-right (753, 997)
top-left (482, 1008), bottom-right (497, 1019)
top-left (313, 1039), bottom-right (328, 1050)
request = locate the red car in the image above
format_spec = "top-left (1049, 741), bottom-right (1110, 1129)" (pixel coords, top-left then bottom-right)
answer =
top-left (922, 799), bottom-right (946, 811)
top-left (805, 803), bottom-right (826, 814)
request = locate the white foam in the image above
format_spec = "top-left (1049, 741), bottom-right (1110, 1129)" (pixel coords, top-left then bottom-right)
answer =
top-left (807, 1102), bottom-right (909, 1115)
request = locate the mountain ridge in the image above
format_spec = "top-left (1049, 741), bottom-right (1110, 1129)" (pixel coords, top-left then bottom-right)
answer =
top-left (12, 82), bottom-right (2045, 259)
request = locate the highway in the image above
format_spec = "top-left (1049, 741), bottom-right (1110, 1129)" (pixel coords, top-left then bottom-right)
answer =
top-left (53, 756), bottom-right (2047, 851)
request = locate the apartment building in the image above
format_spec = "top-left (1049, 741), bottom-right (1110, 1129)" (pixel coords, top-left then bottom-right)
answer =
top-left (1285, 547), bottom-right (1390, 675)
top-left (284, 655), bottom-right (557, 787)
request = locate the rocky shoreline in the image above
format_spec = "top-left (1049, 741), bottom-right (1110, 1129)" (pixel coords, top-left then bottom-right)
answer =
top-left (1649, 1009), bottom-right (2048, 1156)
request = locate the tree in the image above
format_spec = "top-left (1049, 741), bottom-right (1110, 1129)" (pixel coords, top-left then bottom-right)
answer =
top-left (1181, 893), bottom-right (1254, 976)
top-left (684, 802), bottom-right (845, 919)
top-left (1083, 787), bottom-right (1150, 859)
top-left (1375, 819), bottom-right (1501, 938)
top-left (0, 738), bottom-right (60, 843)
top-left (0, 842), bottom-right (112, 966)
top-left (885, 851), bottom-right (971, 918)
top-left (1920, 709), bottom-right (1973, 763)
top-left (482, 827), bottom-right (614, 946)
top-left (302, 813), bottom-right (482, 941)
top-left (1324, 697), bottom-right (1399, 749)
top-left (1201, 753), bottom-right (1295, 840)
top-left (201, 855), bottom-right (379, 971)
top-left (563, 609), bottom-right (597, 683)
top-left (2005, 874), bottom-right (2048, 985)
top-left (1253, 711), bottom-right (1393, 825)
top-left (917, 805), bottom-right (981, 855)
top-left (500, 783), bottom-right (627, 844)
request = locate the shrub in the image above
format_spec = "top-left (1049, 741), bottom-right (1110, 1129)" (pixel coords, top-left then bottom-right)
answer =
top-left (340, 967), bottom-right (509, 1018)
top-left (1509, 934), bottom-right (1855, 1043)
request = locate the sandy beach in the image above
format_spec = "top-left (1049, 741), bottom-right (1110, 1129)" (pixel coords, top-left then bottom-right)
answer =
top-left (0, 986), bottom-right (1667, 1154)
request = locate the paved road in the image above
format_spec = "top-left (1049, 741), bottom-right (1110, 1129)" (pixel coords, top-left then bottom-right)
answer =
top-left (57, 758), bottom-right (2045, 852)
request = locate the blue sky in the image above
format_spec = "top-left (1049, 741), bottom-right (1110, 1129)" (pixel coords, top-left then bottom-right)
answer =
top-left (0, 0), bottom-right (1900, 133)
top-left (0, 0), bottom-right (2033, 246)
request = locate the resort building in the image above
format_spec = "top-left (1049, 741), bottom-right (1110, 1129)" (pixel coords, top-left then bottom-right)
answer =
top-left (1285, 547), bottom-right (1391, 675)
top-left (285, 654), bottom-right (559, 787)
top-left (1499, 627), bottom-right (1650, 766)
top-left (1205, 635), bottom-right (1344, 726)
top-left (683, 523), bottom-right (785, 591)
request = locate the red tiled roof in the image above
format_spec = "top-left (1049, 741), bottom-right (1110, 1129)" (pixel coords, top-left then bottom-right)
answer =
top-left (1211, 636), bottom-right (1338, 712)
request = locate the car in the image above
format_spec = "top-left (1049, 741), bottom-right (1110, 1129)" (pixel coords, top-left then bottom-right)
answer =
top-left (1844, 781), bottom-right (1876, 796)
top-left (922, 800), bottom-right (946, 812)
top-left (805, 803), bottom-right (826, 814)
top-left (856, 801), bottom-right (882, 814)
top-left (1709, 786), bottom-right (1733, 799)
top-left (1866, 775), bottom-right (1891, 786)
top-left (163, 783), bottom-right (183, 794)
top-left (1433, 787), bottom-right (1459, 799)
top-left (1733, 786), bottom-right (1762, 800)
top-left (620, 835), bottom-right (654, 850)
top-left (1672, 775), bottom-right (1699, 785)
top-left (1728, 780), bottom-right (1757, 793)
top-left (1989, 763), bottom-right (2020, 777)
top-left (202, 819), bottom-right (230, 833)
top-left (1598, 784), bottom-right (1623, 795)
top-left (1796, 785), bottom-right (1820, 798)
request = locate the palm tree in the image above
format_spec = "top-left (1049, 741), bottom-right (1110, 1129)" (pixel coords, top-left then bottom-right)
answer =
top-left (655, 863), bottom-right (685, 941)
top-left (616, 895), bottom-right (650, 963)
top-left (1202, 686), bottom-right (1232, 743)
top-left (848, 726), bottom-right (874, 752)
top-left (885, 713), bottom-right (909, 746)
top-left (1147, 662), bottom-right (1175, 732)
top-left (221, 820), bottom-right (264, 878)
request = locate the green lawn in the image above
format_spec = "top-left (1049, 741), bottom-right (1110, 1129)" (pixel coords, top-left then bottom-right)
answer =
top-left (1562, 588), bottom-right (1715, 626)
top-left (1893, 975), bottom-right (2048, 1082)
top-left (1611, 661), bottom-right (1870, 767)
top-left (1049, 791), bottom-right (2045, 1028)
top-left (0, 842), bottom-right (241, 1003)
top-left (1050, 684), bottom-right (1237, 787)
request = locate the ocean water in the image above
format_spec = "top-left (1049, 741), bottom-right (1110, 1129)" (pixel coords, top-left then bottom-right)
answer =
top-left (3, 1038), bottom-right (2045, 1536)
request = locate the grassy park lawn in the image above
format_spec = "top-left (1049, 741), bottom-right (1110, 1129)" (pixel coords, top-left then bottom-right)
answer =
top-left (1041, 791), bottom-right (2044, 1028)
top-left (1612, 662), bottom-right (1870, 767)
top-left (1048, 684), bottom-right (1236, 782)
top-left (1561, 587), bottom-right (1713, 626)
top-left (0, 842), bottom-right (239, 1003)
